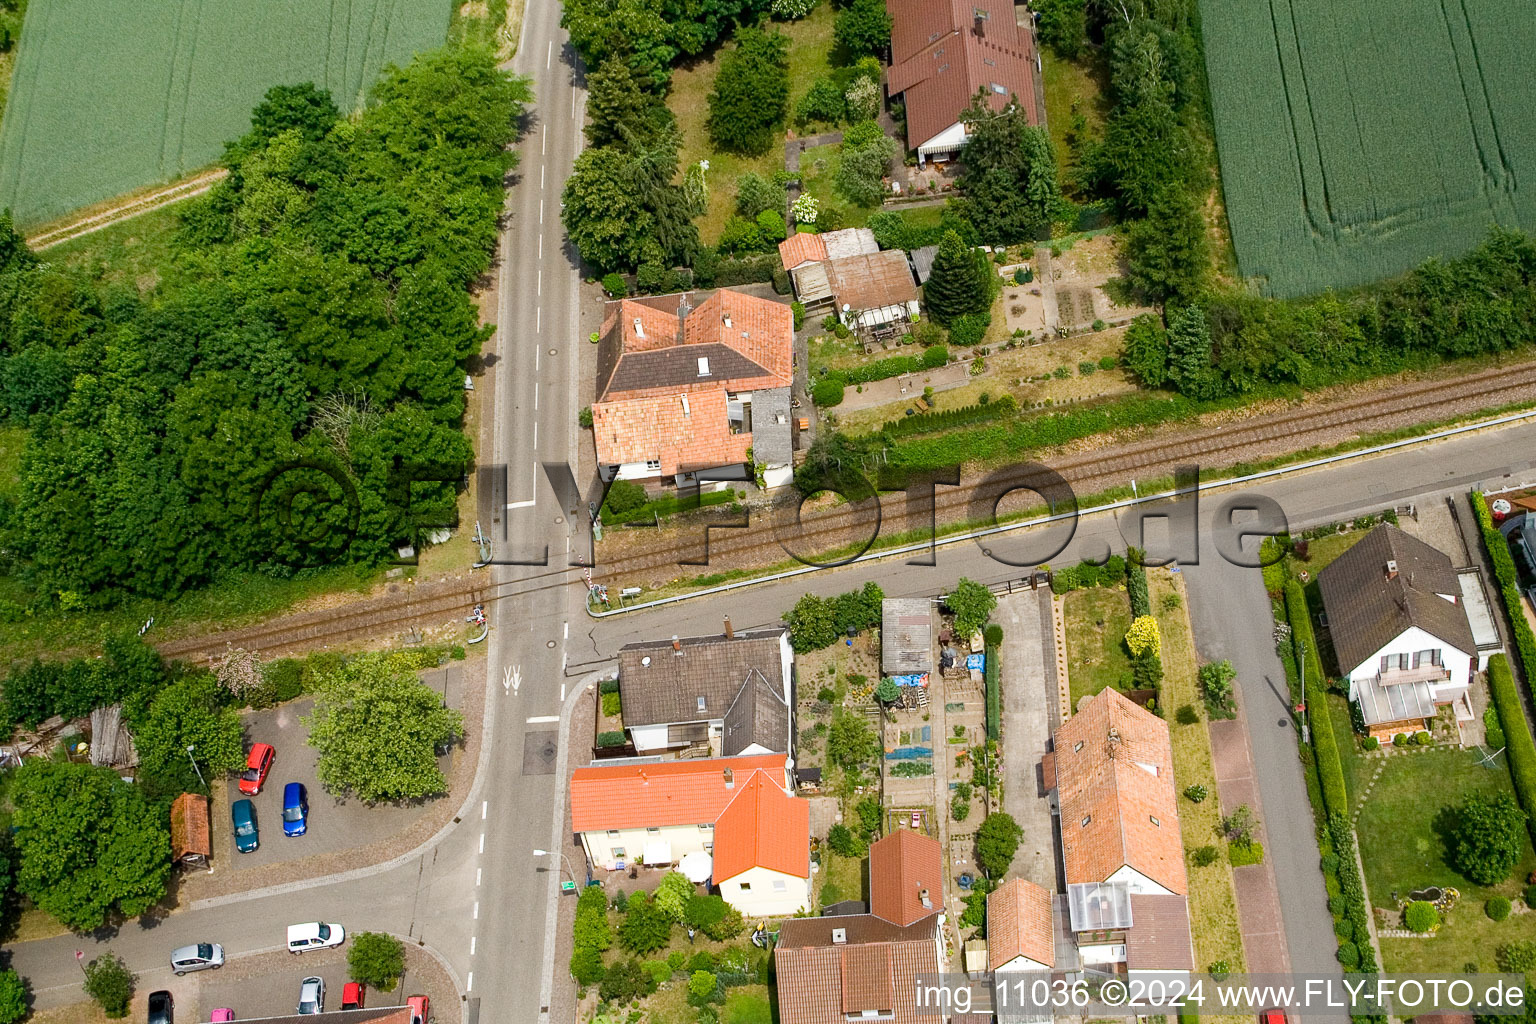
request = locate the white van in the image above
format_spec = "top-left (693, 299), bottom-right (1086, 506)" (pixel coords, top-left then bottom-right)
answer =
top-left (287, 922), bottom-right (346, 953)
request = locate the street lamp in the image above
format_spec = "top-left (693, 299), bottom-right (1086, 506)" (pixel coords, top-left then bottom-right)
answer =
top-left (533, 849), bottom-right (581, 892)
top-left (185, 744), bottom-right (206, 789)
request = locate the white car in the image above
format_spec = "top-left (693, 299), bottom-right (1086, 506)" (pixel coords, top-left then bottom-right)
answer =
top-left (298, 976), bottom-right (325, 1015)
top-left (286, 922), bottom-right (346, 953)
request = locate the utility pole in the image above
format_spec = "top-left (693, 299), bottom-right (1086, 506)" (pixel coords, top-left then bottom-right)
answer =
top-left (185, 744), bottom-right (206, 789)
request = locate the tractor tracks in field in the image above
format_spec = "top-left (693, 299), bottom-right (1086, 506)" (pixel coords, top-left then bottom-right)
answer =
top-left (26, 169), bottom-right (227, 250)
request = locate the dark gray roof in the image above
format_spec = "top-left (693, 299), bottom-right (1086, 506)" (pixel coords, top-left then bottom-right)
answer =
top-left (777, 911), bottom-right (934, 948)
top-left (881, 598), bottom-right (933, 674)
top-left (749, 386), bottom-right (793, 467)
top-left (1317, 524), bottom-right (1476, 674)
top-left (909, 245), bottom-right (938, 283)
top-left (618, 628), bottom-right (788, 731)
top-left (722, 667), bottom-right (789, 756)
top-left (601, 343), bottom-right (770, 400)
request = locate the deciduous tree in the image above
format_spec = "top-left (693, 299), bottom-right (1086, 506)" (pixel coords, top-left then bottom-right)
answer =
top-left (1452, 792), bottom-right (1526, 886)
top-left (975, 812), bottom-right (1023, 877)
top-left (707, 27), bottom-right (791, 156)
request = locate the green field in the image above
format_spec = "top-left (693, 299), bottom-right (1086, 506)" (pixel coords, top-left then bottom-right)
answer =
top-left (0, 0), bottom-right (450, 228)
top-left (1202, 0), bottom-right (1536, 298)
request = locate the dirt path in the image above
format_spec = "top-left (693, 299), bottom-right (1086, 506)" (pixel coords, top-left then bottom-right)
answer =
top-left (26, 169), bottom-right (228, 250)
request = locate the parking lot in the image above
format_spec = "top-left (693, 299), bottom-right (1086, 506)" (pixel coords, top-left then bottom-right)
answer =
top-left (221, 666), bottom-right (465, 869)
top-left (192, 943), bottom-right (452, 1020)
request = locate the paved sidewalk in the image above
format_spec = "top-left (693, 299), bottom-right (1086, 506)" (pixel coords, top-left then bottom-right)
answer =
top-left (993, 590), bottom-right (1060, 890)
top-left (1209, 714), bottom-right (1291, 974)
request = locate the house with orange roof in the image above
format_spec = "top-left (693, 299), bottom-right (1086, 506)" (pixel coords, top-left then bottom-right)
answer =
top-left (569, 754), bottom-right (808, 916)
top-left (1045, 687), bottom-right (1195, 980)
top-left (713, 771), bottom-right (811, 916)
top-left (592, 289), bottom-right (795, 490)
top-left (774, 829), bottom-right (946, 1024)
top-left (886, 0), bottom-right (1040, 166)
top-left (986, 877), bottom-right (1054, 974)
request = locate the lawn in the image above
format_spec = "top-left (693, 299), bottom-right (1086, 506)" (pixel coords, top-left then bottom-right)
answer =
top-left (0, 0), bottom-right (450, 228)
top-left (669, 4), bottom-right (837, 245)
top-left (818, 849), bottom-right (867, 906)
top-left (1152, 572), bottom-right (1248, 985)
top-left (797, 141), bottom-right (888, 230)
top-left (42, 202), bottom-right (183, 292)
top-left (1063, 586), bottom-right (1133, 708)
top-left (1040, 47), bottom-right (1110, 193)
top-left (1353, 744), bottom-right (1536, 971)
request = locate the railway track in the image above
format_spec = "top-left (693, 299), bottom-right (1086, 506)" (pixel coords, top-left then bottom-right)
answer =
top-left (156, 361), bottom-right (1536, 660)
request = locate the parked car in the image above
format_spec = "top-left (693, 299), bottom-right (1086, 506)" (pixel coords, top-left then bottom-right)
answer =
top-left (239, 743), bottom-right (275, 795)
top-left (1260, 1012), bottom-right (1288, 1024)
top-left (231, 799), bottom-right (259, 853)
top-left (287, 921), bottom-right (346, 953)
top-left (282, 782), bottom-right (308, 837)
top-left (170, 942), bottom-right (224, 975)
top-left (297, 976), bottom-right (325, 1015)
top-left (210, 1011), bottom-right (235, 1023)
top-left (406, 994), bottom-right (429, 1024)
top-left (341, 982), bottom-right (366, 1009)
top-left (147, 990), bottom-right (173, 1024)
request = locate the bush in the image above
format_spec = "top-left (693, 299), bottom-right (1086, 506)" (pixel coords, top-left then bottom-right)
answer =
top-left (811, 377), bottom-right (845, 407)
top-left (1320, 853), bottom-right (1339, 874)
top-left (1198, 661), bottom-right (1237, 720)
top-left (604, 479), bottom-right (648, 515)
top-left (1362, 735), bottom-right (1379, 751)
top-left (571, 886), bottom-right (611, 983)
top-left (84, 953), bottom-right (135, 1018)
top-left (975, 812), bottom-right (1023, 877)
top-left (947, 313), bottom-right (990, 348)
top-left (0, 970), bottom-right (27, 1024)
top-left (791, 300), bottom-right (805, 331)
top-left (601, 959), bottom-right (653, 1003)
top-left (922, 344), bottom-right (949, 368)
top-left (689, 970), bottom-right (721, 1005)
top-left (1183, 784), bottom-right (1208, 803)
top-left (1190, 845), bottom-right (1219, 867)
top-left (1488, 896), bottom-right (1513, 921)
top-left (877, 395), bottom-right (1015, 438)
top-left (1414, 730), bottom-right (1432, 745)
top-left (1099, 355), bottom-right (1117, 370)
top-left (1336, 942), bottom-right (1360, 968)
top-left (1404, 901), bottom-right (1439, 933)
top-left (1393, 732), bottom-right (1408, 747)
top-left (348, 932), bottom-right (406, 991)
top-left (1526, 884), bottom-right (1536, 910)
top-left (1176, 704), bottom-right (1200, 725)
top-left (951, 794), bottom-right (971, 821)
top-left (983, 624), bottom-right (1004, 646)
top-left (602, 272), bottom-right (627, 297)
top-left (686, 894), bottom-right (745, 940)
top-left (596, 731), bottom-right (626, 747)
top-left (601, 690), bottom-right (622, 717)
top-left (1450, 791), bottom-right (1526, 885)
top-left (827, 823), bottom-right (866, 857)
top-left (619, 896), bottom-right (673, 954)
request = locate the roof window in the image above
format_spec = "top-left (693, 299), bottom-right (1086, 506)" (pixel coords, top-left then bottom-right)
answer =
top-left (697, 356), bottom-right (711, 376)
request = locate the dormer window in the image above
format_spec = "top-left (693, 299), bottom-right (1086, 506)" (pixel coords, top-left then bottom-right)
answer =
top-left (697, 356), bottom-right (711, 376)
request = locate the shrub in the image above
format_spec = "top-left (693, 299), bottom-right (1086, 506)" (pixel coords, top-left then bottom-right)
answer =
top-left (596, 731), bottom-right (626, 747)
top-left (1098, 355), bottom-right (1117, 370)
top-left (827, 823), bottom-right (866, 857)
top-left (0, 970), bottom-right (27, 1024)
top-left (1183, 784), bottom-right (1208, 803)
top-left (83, 953), bottom-right (135, 1018)
top-left (1320, 853), bottom-right (1339, 874)
top-left (1394, 733), bottom-right (1408, 747)
top-left (1334, 918), bottom-right (1353, 939)
top-left (689, 970), bottom-right (720, 1005)
top-left (619, 896), bottom-right (673, 954)
top-left (653, 871), bottom-right (697, 923)
top-left (600, 959), bottom-right (653, 1003)
top-left (811, 378), bottom-right (845, 407)
top-left (604, 479), bottom-right (648, 515)
top-left (599, 678), bottom-right (620, 695)
top-left (602, 272), bottom-right (627, 297)
top-left (1404, 901), bottom-right (1439, 933)
top-left (1362, 736), bottom-right (1379, 751)
top-left (1488, 896), bottom-right (1513, 921)
top-left (612, 888), bottom-right (629, 912)
top-left (948, 313), bottom-right (990, 348)
top-left (922, 344), bottom-right (949, 368)
top-left (1526, 884), bottom-right (1536, 910)
top-left (1190, 845), bottom-right (1218, 867)
top-left (1335, 942), bottom-right (1360, 968)
top-left (983, 623), bottom-right (1003, 646)
top-left (1499, 939), bottom-right (1536, 973)
top-left (1125, 616), bottom-right (1161, 659)
top-left (1175, 704), bottom-right (1200, 725)
top-left (348, 932), bottom-right (406, 991)
top-left (1414, 730), bottom-right (1432, 745)
top-left (1450, 791), bottom-right (1526, 885)
top-left (687, 951), bottom-right (714, 973)
top-left (951, 794), bottom-right (971, 821)
top-left (791, 300), bottom-right (806, 331)
top-left (1198, 660), bottom-right (1237, 720)
top-left (601, 691), bottom-right (622, 717)
top-left (1079, 360), bottom-right (1097, 375)
top-left (975, 812), bottom-right (1023, 877)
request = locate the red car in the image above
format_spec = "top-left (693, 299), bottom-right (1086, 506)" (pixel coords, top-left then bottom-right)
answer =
top-left (407, 995), bottom-right (429, 1024)
top-left (341, 983), bottom-right (365, 1010)
top-left (239, 743), bottom-right (275, 795)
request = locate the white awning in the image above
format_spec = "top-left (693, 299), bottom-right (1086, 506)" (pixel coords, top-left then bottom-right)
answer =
top-left (642, 840), bottom-right (674, 866)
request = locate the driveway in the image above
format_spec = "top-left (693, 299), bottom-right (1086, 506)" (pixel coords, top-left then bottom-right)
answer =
top-left (222, 665), bottom-right (465, 869)
top-left (992, 590), bottom-right (1060, 890)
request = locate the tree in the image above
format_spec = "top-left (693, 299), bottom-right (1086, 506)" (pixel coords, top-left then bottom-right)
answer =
top-left (828, 823), bottom-right (867, 857)
top-left (923, 232), bottom-right (990, 326)
top-left (303, 653), bottom-right (464, 804)
top-left (956, 96), bottom-right (1061, 243)
top-left (83, 953), bottom-right (135, 1018)
top-left (707, 27), bottom-right (791, 156)
top-left (12, 761), bottom-right (170, 931)
top-left (348, 931), bottom-right (406, 991)
top-left (1035, 0), bottom-right (1087, 56)
top-left (947, 577), bottom-right (997, 639)
top-left (600, 959), bottom-right (653, 1003)
top-left (0, 969), bottom-right (26, 1024)
top-left (1198, 660), bottom-right (1236, 719)
top-left (619, 895), bottom-right (673, 954)
top-left (875, 678), bottom-right (901, 705)
top-left (1451, 792), bottom-right (1527, 886)
top-left (835, 126), bottom-right (897, 207)
top-left (126, 673), bottom-right (245, 797)
top-left (735, 172), bottom-right (786, 219)
top-left (1122, 314), bottom-right (1169, 387)
top-left (1167, 304), bottom-right (1220, 398)
top-left (689, 969), bottom-right (720, 1004)
top-left (1219, 804), bottom-right (1257, 847)
top-left (786, 594), bottom-right (837, 652)
top-left (1123, 186), bottom-right (1209, 306)
top-left (211, 644), bottom-right (264, 703)
top-left (653, 871), bottom-right (696, 923)
top-left (834, 0), bottom-right (891, 57)
top-left (584, 57), bottom-right (662, 149)
top-left (827, 712), bottom-right (878, 774)
top-left (975, 812), bottom-right (1023, 877)
top-left (685, 893), bottom-right (743, 940)
top-left (1125, 615), bottom-right (1162, 659)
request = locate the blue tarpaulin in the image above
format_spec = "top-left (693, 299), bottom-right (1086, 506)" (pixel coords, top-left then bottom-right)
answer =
top-left (966, 654), bottom-right (985, 670)
top-left (885, 746), bottom-right (933, 760)
top-left (890, 673), bottom-right (929, 687)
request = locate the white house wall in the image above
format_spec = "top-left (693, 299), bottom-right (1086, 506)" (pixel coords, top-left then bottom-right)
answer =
top-left (1344, 624), bottom-right (1474, 697)
top-left (579, 824), bottom-right (714, 872)
top-left (628, 723), bottom-right (672, 753)
top-left (716, 864), bottom-right (809, 918)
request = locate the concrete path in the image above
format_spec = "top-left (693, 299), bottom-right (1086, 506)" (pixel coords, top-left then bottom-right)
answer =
top-left (993, 590), bottom-right (1060, 890)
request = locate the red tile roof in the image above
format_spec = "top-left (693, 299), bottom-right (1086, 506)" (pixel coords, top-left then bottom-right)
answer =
top-left (569, 755), bottom-right (788, 832)
top-left (713, 771), bottom-right (810, 881)
top-left (1053, 689), bottom-right (1187, 894)
top-left (886, 0), bottom-right (1039, 151)
top-left (779, 232), bottom-right (827, 271)
top-left (170, 792), bottom-right (211, 863)
top-left (592, 389), bottom-right (754, 476)
top-left (869, 829), bottom-right (944, 926)
top-left (775, 933), bottom-right (941, 1024)
top-left (986, 878), bottom-right (1054, 970)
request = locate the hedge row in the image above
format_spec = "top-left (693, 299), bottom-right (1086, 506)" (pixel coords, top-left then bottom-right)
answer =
top-left (1127, 552), bottom-right (1150, 618)
top-left (570, 886), bottom-right (611, 984)
top-left (1049, 554), bottom-right (1128, 594)
top-left (984, 640), bottom-right (1001, 741)
top-left (1285, 581), bottom-right (1346, 817)
top-left (817, 346), bottom-right (949, 393)
top-left (602, 488), bottom-right (737, 526)
top-left (877, 396), bottom-right (1016, 439)
top-left (1324, 814), bottom-right (1381, 978)
top-left (1471, 491), bottom-right (1536, 678)
top-left (1486, 655), bottom-right (1536, 845)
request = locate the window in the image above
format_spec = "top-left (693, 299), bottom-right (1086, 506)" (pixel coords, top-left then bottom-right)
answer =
top-left (646, 827), bottom-right (660, 834)
top-left (697, 696), bottom-right (707, 713)
top-left (991, 82), bottom-right (1007, 94)
top-left (1081, 815), bottom-right (1091, 827)
top-left (701, 823), bottom-right (714, 831)
top-left (932, 48), bottom-right (945, 58)
top-left (697, 356), bottom-right (711, 376)
top-left (983, 57), bottom-right (996, 66)
top-left (1150, 815), bottom-right (1160, 827)
top-left (645, 459), bottom-right (661, 471)
top-left (704, 843), bottom-right (713, 853)
top-left (1412, 649), bottom-right (1441, 668)
top-left (1073, 740), bottom-right (1084, 752)
top-left (611, 847), bottom-right (626, 858)
top-left (607, 830), bottom-right (620, 837)
top-left (739, 882), bottom-right (751, 891)
top-left (773, 879), bottom-right (788, 892)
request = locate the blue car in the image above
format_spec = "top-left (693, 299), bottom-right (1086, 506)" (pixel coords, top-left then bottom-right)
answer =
top-left (283, 782), bottom-right (308, 837)
top-left (231, 798), bottom-right (259, 853)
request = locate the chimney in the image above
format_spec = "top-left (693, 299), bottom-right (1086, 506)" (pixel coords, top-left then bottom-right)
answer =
top-left (724, 616), bottom-right (735, 639)
top-left (919, 887), bottom-right (932, 909)
top-left (1386, 559), bottom-right (1399, 580)
top-left (831, 927), bottom-right (847, 944)
top-left (724, 767), bottom-right (735, 789)
top-left (633, 317), bottom-right (645, 338)
top-left (672, 635), bottom-right (682, 655)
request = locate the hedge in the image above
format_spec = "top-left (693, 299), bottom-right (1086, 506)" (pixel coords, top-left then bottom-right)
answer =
top-left (984, 640), bottom-right (1001, 741)
top-left (602, 489), bottom-right (737, 526)
top-left (1286, 581), bottom-right (1346, 818)
top-left (876, 396), bottom-right (1016, 438)
top-left (1126, 554), bottom-right (1150, 617)
top-left (1472, 491), bottom-right (1536, 679)
top-left (1327, 815), bottom-right (1381, 977)
top-left (1049, 554), bottom-right (1128, 594)
top-left (1486, 654), bottom-right (1536, 845)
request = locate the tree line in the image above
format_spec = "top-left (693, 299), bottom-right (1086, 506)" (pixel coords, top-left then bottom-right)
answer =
top-left (0, 49), bottom-right (531, 610)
